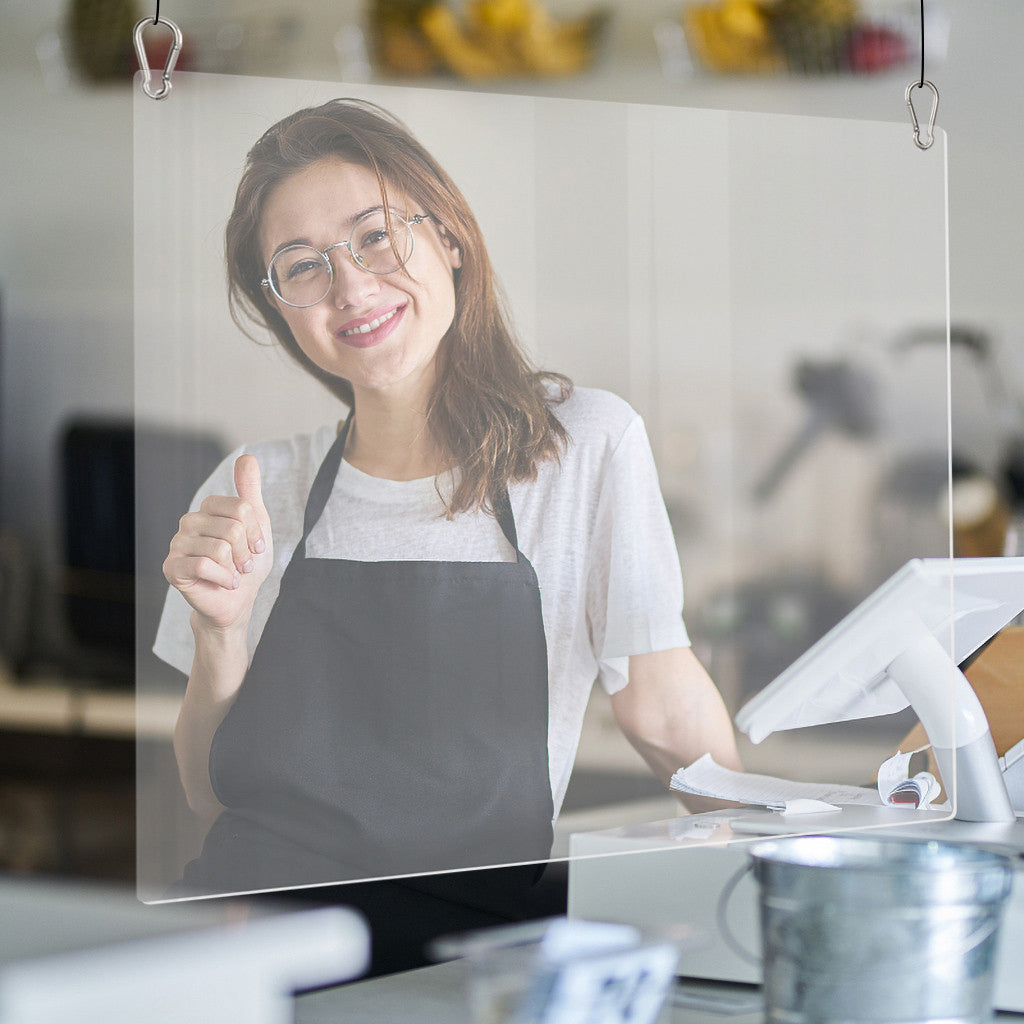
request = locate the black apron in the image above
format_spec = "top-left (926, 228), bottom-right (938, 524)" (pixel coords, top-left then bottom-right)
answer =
top-left (179, 417), bottom-right (554, 897)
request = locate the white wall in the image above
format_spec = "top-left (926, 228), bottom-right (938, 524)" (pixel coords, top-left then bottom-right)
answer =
top-left (2, 0), bottom-right (1023, 654)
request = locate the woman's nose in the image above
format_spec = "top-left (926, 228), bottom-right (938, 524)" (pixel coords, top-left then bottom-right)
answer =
top-left (327, 247), bottom-right (380, 308)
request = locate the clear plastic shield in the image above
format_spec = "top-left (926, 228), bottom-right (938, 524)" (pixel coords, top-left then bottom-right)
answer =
top-left (135, 74), bottom-right (949, 901)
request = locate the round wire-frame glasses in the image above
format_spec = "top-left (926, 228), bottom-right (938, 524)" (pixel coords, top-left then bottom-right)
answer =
top-left (261, 210), bottom-right (428, 308)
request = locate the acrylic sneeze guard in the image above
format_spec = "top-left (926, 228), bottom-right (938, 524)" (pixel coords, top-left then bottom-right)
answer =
top-left (135, 73), bottom-right (950, 901)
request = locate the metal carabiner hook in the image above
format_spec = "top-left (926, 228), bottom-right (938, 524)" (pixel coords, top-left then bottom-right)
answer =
top-left (133, 16), bottom-right (183, 101)
top-left (905, 79), bottom-right (939, 151)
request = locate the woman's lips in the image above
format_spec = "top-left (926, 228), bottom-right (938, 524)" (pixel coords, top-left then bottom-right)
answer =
top-left (335, 305), bottom-right (405, 348)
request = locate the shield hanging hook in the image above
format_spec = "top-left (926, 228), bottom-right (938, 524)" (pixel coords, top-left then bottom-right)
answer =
top-left (905, 79), bottom-right (939, 151)
top-left (133, 16), bottom-right (182, 100)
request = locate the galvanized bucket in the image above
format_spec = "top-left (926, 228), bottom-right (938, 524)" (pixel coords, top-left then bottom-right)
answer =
top-left (749, 835), bottom-right (1014, 1024)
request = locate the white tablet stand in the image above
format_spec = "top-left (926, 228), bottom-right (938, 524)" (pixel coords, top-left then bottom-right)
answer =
top-left (736, 557), bottom-right (1024, 823)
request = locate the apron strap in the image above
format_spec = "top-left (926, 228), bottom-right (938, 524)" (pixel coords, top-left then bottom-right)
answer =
top-left (298, 411), bottom-right (524, 561)
top-left (301, 412), bottom-right (353, 541)
top-left (493, 491), bottom-right (520, 557)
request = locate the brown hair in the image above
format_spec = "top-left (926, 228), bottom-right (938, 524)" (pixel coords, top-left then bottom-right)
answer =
top-left (225, 97), bottom-right (570, 515)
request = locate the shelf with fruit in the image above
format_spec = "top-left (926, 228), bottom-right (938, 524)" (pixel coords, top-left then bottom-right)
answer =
top-left (367, 0), bottom-right (609, 80)
top-left (681, 0), bottom-right (913, 75)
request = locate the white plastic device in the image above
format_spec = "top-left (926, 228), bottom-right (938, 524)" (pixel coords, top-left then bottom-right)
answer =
top-left (736, 557), bottom-right (1024, 823)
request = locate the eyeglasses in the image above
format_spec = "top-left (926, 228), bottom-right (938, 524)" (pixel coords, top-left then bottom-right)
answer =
top-left (261, 210), bottom-right (429, 308)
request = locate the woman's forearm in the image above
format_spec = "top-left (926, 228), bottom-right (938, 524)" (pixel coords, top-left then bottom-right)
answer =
top-left (173, 613), bottom-right (251, 823)
top-left (613, 647), bottom-right (744, 813)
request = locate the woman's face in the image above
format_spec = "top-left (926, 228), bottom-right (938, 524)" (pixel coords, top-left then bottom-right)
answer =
top-left (259, 157), bottom-right (461, 405)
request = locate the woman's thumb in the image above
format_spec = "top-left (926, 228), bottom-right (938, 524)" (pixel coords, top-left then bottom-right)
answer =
top-left (233, 453), bottom-right (265, 514)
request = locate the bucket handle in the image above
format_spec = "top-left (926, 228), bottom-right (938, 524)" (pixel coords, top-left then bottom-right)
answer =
top-left (716, 862), bottom-right (760, 966)
top-left (933, 915), bottom-right (1003, 961)
top-left (716, 860), bottom-right (1009, 967)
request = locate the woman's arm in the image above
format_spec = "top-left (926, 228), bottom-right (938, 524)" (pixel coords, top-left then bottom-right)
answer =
top-left (173, 618), bottom-right (250, 822)
top-left (610, 646), bottom-right (743, 814)
top-left (163, 454), bottom-right (272, 822)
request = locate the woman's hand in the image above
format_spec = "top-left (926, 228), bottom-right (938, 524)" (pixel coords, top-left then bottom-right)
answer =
top-left (163, 454), bottom-right (273, 634)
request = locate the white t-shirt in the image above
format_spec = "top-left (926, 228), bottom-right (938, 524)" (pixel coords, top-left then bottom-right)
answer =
top-left (153, 386), bottom-right (689, 813)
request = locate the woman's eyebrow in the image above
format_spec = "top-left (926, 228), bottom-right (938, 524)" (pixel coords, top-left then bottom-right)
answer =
top-left (268, 204), bottom-right (388, 257)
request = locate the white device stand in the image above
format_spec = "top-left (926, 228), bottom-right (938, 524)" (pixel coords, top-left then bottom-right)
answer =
top-left (734, 559), bottom-right (1024, 823)
top-left (888, 632), bottom-right (1015, 823)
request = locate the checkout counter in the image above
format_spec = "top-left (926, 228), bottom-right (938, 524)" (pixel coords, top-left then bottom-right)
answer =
top-left (7, 557), bottom-right (1024, 1021)
top-left (3, 864), bottom-right (1017, 1024)
top-left (567, 809), bottom-right (1024, 1015)
top-left (568, 555), bottom-right (1024, 1016)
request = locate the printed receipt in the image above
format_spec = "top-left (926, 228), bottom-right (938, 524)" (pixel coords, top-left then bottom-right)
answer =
top-left (670, 754), bottom-right (882, 810)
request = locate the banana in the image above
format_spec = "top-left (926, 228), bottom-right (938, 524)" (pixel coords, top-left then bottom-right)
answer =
top-left (683, 1), bottom-right (781, 73)
top-left (721, 0), bottom-right (768, 39)
top-left (420, 0), bottom-right (596, 80)
top-left (515, 14), bottom-right (591, 75)
top-left (418, 3), bottom-right (505, 78)
top-left (465, 0), bottom-right (530, 72)
top-left (469, 0), bottom-right (533, 33)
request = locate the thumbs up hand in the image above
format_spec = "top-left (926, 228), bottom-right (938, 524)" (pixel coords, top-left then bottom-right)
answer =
top-left (163, 454), bottom-right (274, 633)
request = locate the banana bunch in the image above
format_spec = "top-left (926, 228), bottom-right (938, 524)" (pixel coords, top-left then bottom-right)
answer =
top-left (417, 0), bottom-right (604, 80)
top-left (682, 0), bottom-right (783, 73)
top-left (683, 0), bottom-right (864, 74)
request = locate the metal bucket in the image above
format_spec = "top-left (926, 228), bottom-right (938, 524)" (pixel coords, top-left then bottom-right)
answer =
top-left (749, 835), bottom-right (1014, 1024)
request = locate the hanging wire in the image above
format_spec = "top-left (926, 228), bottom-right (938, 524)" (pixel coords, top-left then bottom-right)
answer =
top-left (921, 0), bottom-right (929, 87)
top-left (905, 0), bottom-right (938, 150)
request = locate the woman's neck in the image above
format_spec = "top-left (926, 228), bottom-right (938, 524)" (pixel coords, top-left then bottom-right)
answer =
top-left (343, 391), bottom-right (445, 481)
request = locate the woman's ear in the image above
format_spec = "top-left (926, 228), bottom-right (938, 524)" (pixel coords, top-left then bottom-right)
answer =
top-left (436, 223), bottom-right (462, 270)
top-left (261, 281), bottom-right (286, 317)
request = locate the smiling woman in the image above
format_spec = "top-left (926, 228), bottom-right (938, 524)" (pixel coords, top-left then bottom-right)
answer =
top-left (224, 98), bottom-right (569, 509)
top-left (153, 97), bottom-right (740, 976)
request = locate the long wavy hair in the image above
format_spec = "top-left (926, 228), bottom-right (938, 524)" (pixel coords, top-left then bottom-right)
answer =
top-left (225, 98), bottom-right (570, 515)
